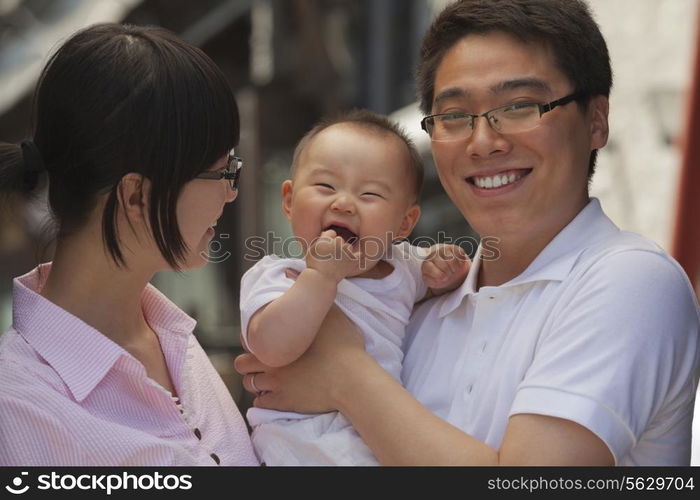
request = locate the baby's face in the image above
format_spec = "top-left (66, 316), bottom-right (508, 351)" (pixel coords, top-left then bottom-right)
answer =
top-left (282, 123), bottom-right (420, 265)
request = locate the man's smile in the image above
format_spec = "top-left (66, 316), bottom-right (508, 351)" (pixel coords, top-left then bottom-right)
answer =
top-left (467, 168), bottom-right (531, 189)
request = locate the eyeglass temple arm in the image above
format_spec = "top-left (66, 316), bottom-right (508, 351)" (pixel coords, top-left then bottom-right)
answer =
top-left (541, 92), bottom-right (586, 113)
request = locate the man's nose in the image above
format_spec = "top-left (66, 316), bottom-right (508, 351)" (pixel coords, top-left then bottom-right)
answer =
top-left (464, 116), bottom-right (511, 158)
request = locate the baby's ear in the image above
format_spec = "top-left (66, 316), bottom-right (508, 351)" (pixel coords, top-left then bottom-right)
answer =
top-left (118, 173), bottom-right (151, 222)
top-left (281, 180), bottom-right (293, 220)
top-left (396, 204), bottom-right (421, 240)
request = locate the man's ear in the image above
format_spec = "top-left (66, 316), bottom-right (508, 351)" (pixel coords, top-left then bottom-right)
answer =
top-left (281, 180), bottom-right (293, 221)
top-left (118, 173), bottom-right (151, 223)
top-left (395, 204), bottom-right (421, 241)
top-left (589, 95), bottom-right (609, 151)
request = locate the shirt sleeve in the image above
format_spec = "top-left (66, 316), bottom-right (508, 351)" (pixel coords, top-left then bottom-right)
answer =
top-left (392, 242), bottom-right (429, 303)
top-left (239, 256), bottom-right (304, 353)
top-left (510, 249), bottom-right (700, 464)
top-left (0, 395), bottom-right (90, 465)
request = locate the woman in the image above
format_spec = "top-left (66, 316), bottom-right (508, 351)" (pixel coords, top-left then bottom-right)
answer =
top-left (0, 23), bottom-right (258, 466)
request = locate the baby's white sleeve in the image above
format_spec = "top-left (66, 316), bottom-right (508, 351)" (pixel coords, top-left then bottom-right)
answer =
top-left (393, 242), bottom-right (429, 303)
top-left (239, 256), bottom-right (304, 353)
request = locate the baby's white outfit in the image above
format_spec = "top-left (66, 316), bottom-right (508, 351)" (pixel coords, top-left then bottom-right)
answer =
top-left (240, 242), bottom-right (426, 465)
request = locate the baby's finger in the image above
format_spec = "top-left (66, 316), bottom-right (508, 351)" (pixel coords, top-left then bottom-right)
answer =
top-left (423, 261), bottom-right (447, 284)
top-left (430, 258), bottom-right (452, 275)
top-left (319, 229), bottom-right (338, 240)
top-left (452, 245), bottom-right (469, 260)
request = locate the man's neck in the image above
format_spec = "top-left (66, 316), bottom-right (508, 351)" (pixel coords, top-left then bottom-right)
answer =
top-left (477, 198), bottom-right (589, 288)
top-left (477, 232), bottom-right (551, 287)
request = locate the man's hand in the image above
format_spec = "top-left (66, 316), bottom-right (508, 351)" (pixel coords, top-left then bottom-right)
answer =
top-left (422, 244), bottom-right (470, 295)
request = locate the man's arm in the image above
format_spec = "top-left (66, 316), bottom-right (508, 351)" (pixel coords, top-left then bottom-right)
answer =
top-left (236, 306), bottom-right (614, 465)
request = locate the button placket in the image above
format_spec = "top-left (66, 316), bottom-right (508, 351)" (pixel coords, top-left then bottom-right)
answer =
top-left (461, 292), bottom-right (501, 401)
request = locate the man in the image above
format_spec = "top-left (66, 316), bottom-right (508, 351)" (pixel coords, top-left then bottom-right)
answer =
top-left (236, 0), bottom-right (700, 465)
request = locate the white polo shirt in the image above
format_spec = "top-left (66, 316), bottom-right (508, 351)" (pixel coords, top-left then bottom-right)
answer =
top-left (402, 198), bottom-right (700, 465)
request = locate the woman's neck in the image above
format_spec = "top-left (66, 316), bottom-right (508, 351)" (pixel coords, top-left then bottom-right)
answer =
top-left (40, 236), bottom-right (156, 346)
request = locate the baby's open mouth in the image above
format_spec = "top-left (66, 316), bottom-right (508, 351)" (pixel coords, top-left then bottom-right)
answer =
top-left (324, 225), bottom-right (358, 244)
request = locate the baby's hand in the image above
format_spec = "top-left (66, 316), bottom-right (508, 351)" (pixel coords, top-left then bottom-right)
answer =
top-left (422, 244), bottom-right (470, 295)
top-left (305, 229), bottom-right (364, 283)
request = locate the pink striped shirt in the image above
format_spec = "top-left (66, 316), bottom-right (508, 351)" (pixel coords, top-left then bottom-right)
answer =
top-left (0, 265), bottom-right (259, 466)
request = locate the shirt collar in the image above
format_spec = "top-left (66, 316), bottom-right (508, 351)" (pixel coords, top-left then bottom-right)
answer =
top-left (12, 264), bottom-right (196, 402)
top-left (438, 198), bottom-right (619, 318)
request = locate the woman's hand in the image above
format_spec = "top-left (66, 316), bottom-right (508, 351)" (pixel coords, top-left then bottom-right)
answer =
top-left (234, 305), bottom-right (367, 414)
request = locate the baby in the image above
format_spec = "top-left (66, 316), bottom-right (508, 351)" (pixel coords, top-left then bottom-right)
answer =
top-left (240, 109), bottom-right (469, 465)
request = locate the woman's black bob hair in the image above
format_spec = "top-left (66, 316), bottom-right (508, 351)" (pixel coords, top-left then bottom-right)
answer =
top-left (0, 23), bottom-right (240, 269)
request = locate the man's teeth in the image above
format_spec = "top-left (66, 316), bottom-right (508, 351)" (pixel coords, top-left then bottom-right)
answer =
top-left (473, 172), bottom-right (522, 189)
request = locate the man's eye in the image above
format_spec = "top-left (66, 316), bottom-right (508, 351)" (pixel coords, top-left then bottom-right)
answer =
top-left (502, 102), bottom-right (537, 112)
top-left (437, 113), bottom-right (468, 122)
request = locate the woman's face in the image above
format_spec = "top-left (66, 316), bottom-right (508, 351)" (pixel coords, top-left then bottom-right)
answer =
top-left (174, 153), bottom-right (238, 270)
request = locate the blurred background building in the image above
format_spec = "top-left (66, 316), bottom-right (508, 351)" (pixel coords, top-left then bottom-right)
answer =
top-left (1, 0), bottom-right (699, 408)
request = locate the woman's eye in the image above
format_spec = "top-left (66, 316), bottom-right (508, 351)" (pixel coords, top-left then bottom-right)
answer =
top-left (315, 183), bottom-right (334, 190)
top-left (362, 192), bottom-right (383, 198)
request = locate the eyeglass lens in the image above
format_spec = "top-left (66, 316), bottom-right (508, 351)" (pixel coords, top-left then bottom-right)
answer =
top-left (429, 103), bottom-right (542, 141)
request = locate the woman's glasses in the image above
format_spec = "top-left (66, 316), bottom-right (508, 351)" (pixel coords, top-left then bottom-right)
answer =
top-left (195, 149), bottom-right (243, 190)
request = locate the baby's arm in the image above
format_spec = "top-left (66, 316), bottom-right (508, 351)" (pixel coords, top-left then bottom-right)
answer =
top-left (246, 229), bottom-right (362, 367)
top-left (421, 243), bottom-right (470, 298)
top-left (246, 268), bottom-right (338, 367)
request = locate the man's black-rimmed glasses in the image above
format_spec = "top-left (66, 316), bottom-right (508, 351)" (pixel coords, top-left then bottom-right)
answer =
top-left (421, 92), bottom-right (586, 142)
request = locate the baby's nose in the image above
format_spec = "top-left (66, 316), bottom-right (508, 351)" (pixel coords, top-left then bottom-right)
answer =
top-left (330, 195), bottom-right (355, 214)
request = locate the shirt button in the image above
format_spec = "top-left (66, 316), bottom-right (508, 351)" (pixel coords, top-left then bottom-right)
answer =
top-left (480, 342), bottom-right (487, 353)
top-left (210, 453), bottom-right (220, 464)
top-left (466, 384), bottom-right (473, 394)
top-left (194, 428), bottom-right (202, 440)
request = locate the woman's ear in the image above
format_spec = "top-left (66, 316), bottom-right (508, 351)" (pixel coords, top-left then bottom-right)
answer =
top-left (395, 204), bottom-right (421, 241)
top-left (118, 173), bottom-right (151, 223)
top-left (281, 180), bottom-right (293, 221)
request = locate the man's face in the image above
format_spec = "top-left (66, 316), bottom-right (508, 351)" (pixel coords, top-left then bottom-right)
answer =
top-left (429, 31), bottom-right (608, 243)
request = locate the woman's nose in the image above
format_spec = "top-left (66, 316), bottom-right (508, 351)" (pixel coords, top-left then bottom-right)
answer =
top-left (225, 182), bottom-right (238, 203)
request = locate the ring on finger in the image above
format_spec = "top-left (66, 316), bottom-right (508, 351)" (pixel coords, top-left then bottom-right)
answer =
top-left (250, 373), bottom-right (263, 395)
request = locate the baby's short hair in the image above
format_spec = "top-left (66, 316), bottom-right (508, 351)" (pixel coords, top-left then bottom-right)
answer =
top-left (290, 109), bottom-right (424, 201)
